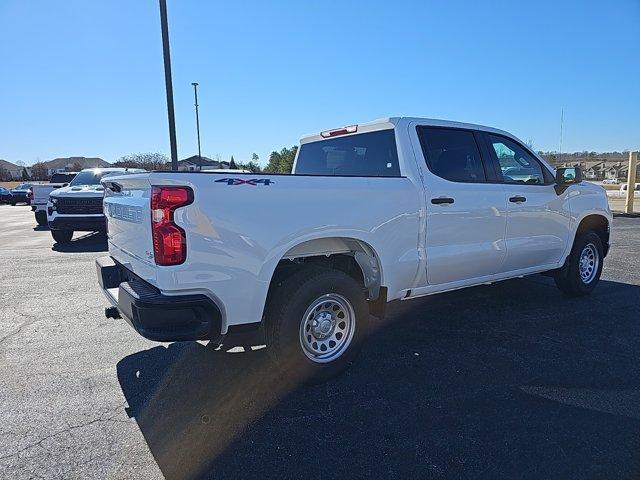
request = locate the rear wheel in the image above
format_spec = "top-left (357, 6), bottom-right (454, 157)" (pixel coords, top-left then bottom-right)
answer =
top-left (35, 211), bottom-right (47, 226)
top-left (51, 229), bottom-right (73, 244)
top-left (265, 267), bottom-right (370, 383)
top-left (554, 231), bottom-right (603, 296)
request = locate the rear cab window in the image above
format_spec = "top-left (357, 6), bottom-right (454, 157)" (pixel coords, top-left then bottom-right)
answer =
top-left (50, 173), bottom-right (76, 183)
top-left (294, 129), bottom-right (401, 177)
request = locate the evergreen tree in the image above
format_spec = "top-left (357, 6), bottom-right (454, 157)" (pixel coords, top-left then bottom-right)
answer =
top-left (264, 146), bottom-right (297, 173)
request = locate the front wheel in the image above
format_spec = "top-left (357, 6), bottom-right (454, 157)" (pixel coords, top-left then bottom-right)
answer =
top-left (51, 229), bottom-right (73, 244)
top-left (265, 268), bottom-right (370, 383)
top-left (554, 231), bottom-right (603, 296)
top-left (35, 211), bottom-right (47, 226)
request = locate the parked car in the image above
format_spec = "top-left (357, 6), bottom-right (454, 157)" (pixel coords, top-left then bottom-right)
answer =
top-left (47, 168), bottom-right (145, 244)
top-left (96, 117), bottom-right (612, 381)
top-left (602, 179), bottom-right (619, 185)
top-left (0, 187), bottom-right (12, 203)
top-left (31, 172), bottom-right (78, 226)
top-left (9, 183), bottom-right (32, 205)
top-left (619, 183), bottom-right (640, 194)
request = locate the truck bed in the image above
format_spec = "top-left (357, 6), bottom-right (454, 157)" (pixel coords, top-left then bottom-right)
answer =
top-left (102, 171), bottom-right (422, 331)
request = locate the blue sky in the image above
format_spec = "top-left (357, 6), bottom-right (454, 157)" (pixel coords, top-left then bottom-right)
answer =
top-left (0, 0), bottom-right (638, 166)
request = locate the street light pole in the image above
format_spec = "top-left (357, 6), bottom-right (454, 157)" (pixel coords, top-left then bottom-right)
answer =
top-left (159, 0), bottom-right (178, 170)
top-left (192, 82), bottom-right (202, 160)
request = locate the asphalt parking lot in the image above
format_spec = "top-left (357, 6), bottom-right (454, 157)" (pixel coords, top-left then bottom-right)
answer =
top-left (1, 204), bottom-right (640, 480)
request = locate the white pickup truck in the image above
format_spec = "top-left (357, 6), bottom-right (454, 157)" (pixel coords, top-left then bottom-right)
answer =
top-left (97, 117), bottom-right (612, 381)
top-left (31, 172), bottom-right (78, 226)
top-left (48, 167), bottom-right (145, 244)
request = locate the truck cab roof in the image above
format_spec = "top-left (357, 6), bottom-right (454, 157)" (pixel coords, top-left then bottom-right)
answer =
top-left (300, 117), bottom-right (516, 145)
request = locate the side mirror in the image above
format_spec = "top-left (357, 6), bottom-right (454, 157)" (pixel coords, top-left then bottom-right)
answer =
top-left (555, 167), bottom-right (582, 186)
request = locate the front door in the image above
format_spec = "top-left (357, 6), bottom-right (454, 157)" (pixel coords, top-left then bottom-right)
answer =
top-left (483, 133), bottom-right (570, 272)
top-left (414, 125), bottom-right (508, 285)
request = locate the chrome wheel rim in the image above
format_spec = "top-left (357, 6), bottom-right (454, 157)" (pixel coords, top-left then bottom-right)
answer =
top-left (579, 243), bottom-right (599, 284)
top-left (299, 294), bottom-right (355, 364)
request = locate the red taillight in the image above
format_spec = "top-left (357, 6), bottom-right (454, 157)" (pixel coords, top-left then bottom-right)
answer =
top-left (151, 186), bottom-right (193, 266)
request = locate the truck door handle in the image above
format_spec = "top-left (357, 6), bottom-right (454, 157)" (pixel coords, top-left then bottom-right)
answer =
top-left (509, 195), bottom-right (526, 203)
top-left (431, 197), bottom-right (455, 205)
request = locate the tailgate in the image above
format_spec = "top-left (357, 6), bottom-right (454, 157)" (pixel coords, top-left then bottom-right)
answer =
top-left (102, 174), bottom-right (156, 275)
top-left (33, 185), bottom-right (55, 205)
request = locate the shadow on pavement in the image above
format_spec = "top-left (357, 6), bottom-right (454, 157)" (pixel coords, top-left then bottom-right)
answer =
top-left (33, 225), bottom-right (49, 231)
top-left (52, 232), bottom-right (108, 253)
top-left (117, 278), bottom-right (640, 480)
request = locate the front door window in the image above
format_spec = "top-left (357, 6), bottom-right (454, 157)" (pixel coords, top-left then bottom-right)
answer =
top-left (488, 135), bottom-right (546, 185)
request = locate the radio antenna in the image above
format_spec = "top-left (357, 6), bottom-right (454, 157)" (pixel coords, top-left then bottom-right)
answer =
top-left (559, 107), bottom-right (564, 165)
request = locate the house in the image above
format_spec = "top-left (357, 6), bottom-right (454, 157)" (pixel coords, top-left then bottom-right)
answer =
top-left (42, 157), bottom-right (110, 176)
top-left (0, 159), bottom-right (31, 180)
top-left (583, 161), bottom-right (605, 180)
top-left (604, 163), bottom-right (626, 181)
top-left (177, 155), bottom-right (229, 171)
top-left (555, 159), bottom-right (636, 182)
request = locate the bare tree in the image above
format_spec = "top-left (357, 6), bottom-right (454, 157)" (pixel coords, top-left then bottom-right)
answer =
top-left (113, 152), bottom-right (171, 171)
top-left (30, 162), bottom-right (49, 180)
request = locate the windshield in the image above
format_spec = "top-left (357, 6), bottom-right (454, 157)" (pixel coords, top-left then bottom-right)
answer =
top-left (16, 183), bottom-right (31, 189)
top-left (69, 170), bottom-right (118, 186)
top-left (50, 173), bottom-right (76, 183)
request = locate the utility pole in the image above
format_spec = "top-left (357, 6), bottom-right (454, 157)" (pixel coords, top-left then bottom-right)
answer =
top-left (625, 151), bottom-right (638, 214)
top-left (192, 82), bottom-right (202, 160)
top-left (159, 0), bottom-right (178, 170)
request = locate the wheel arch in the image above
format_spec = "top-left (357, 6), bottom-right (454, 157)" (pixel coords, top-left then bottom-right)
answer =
top-left (276, 236), bottom-right (383, 299)
top-left (572, 213), bottom-right (611, 257)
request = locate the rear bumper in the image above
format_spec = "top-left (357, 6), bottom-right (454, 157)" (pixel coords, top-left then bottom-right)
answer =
top-left (96, 256), bottom-right (221, 342)
top-left (49, 215), bottom-right (106, 232)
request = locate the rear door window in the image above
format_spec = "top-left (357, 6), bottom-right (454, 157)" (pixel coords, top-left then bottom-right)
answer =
top-left (417, 127), bottom-right (487, 183)
top-left (295, 130), bottom-right (401, 176)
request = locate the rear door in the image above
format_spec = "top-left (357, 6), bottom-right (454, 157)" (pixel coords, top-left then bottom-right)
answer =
top-left (482, 133), bottom-right (570, 271)
top-left (413, 125), bottom-right (507, 285)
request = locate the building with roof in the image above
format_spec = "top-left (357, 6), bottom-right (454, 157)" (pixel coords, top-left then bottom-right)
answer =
top-left (177, 155), bottom-right (229, 171)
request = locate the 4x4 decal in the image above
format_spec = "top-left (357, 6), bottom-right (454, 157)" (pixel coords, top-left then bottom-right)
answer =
top-left (215, 178), bottom-right (274, 186)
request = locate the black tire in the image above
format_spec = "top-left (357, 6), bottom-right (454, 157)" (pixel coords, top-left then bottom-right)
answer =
top-left (35, 211), bottom-right (47, 226)
top-left (51, 229), bottom-right (73, 244)
top-left (265, 267), bottom-right (370, 383)
top-left (10, 201), bottom-right (16, 206)
top-left (554, 231), bottom-right (603, 296)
